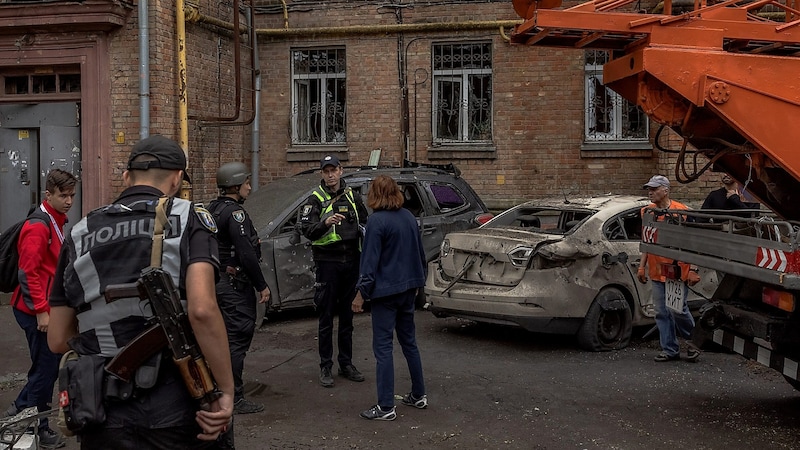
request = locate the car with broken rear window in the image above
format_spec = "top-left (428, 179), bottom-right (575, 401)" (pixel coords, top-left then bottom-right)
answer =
top-left (424, 195), bottom-right (718, 351)
top-left (246, 162), bottom-right (493, 323)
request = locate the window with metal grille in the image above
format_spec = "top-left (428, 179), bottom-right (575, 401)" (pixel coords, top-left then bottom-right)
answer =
top-left (291, 48), bottom-right (346, 144)
top-left (584, 50), bottom-right (648, 143)
top-left (432, 42), bottom-right (492, 143)
top-left (2, 70), bottom-right (81, 97)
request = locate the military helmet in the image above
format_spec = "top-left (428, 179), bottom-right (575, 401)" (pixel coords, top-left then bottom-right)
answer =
top-left (216, 162), bottom-right (250, 188)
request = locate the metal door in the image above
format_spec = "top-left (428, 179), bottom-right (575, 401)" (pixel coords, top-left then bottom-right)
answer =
top-left (0, 128), bottom-right (37, 230)
top-left (0, 103), bottom-right (82, 231)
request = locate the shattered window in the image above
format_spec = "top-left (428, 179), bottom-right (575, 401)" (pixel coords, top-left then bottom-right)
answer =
top-left (429, 183), bottom-right (467, 212)
top-left (584, 50), bottom-right (648, 143)
top-left (605, 209), bottom-right (643, 240)
top-left (432, 42), bottom-right (492, 143)
top-left (291, 47), bottom-right (346, 144)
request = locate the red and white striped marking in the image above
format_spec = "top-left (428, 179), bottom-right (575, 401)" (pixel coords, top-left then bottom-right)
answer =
top-left (642, 226), bottom-right (657, 243)
top-left (756, 247), bottom-right (788, 272)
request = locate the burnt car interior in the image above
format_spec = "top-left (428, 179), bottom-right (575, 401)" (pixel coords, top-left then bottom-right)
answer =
top-left (499, 208), bottom-right (593, 234)
top-left (401, 184), bottom-right (425, 216)
top-left (604, 210), bottom-right (643, 241)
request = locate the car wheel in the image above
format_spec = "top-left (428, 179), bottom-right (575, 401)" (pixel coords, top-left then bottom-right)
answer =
top-left (576, 287), bottom-right (632, 351)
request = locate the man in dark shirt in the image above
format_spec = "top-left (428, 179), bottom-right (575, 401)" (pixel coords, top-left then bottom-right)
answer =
top-left (300, 155), bottom-right (369, 388)
top-left (208, 162), bottom-right (270, 417)
top-left (701, 173), bottom-right (759, 220)
top-left (48, 135), bottom-right (234, 449)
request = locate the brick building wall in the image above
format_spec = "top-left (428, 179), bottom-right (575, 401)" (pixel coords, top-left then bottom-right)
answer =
top-left (93, 0), bottom-right (723, 208)
top-left (106, 0), bottom-right (252, 203)
top-left (250, 0), bottom-right (720, 211)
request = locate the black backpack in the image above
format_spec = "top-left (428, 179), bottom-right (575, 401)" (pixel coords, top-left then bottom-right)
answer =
top-left (0, 209), bottom-right (51, 293)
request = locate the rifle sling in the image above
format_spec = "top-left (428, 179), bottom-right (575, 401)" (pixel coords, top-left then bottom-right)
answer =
top-left (150, 197), bottom-right (169, 268)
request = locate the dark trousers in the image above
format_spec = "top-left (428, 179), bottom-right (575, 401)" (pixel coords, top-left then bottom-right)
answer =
top-left (370, 289), bottom-right (425, 409)
top-left (80, 423), bottom-right (223, 450)
top-left (216, 278), bottom-right (257, 402)
top-left (13, 308), bottom-right (61, 429)
top-left (79, 360), bottom-right (224, 450)
top-left (314, 259), bottom-right (359, 369)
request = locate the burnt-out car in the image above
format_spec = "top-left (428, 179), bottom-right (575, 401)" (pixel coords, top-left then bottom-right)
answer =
top-left (424, 195), bottom-right (718, 351)
top-left (246, 163), bottom-right (492, 321)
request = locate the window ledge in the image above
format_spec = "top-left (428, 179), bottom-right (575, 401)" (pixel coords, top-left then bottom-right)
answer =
top-left (427, 142), bottom-right (496, 160)
top-left (580, 140), bottom-right (653, 158)
top-left (287, 145), bottom-right (349, 163)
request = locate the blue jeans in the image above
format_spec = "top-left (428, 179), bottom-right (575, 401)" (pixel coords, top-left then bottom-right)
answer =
top-left (652, 281), bottom-right (695, 357)
top-left (13, 308), bottom-right (61, 429)
top-left (370, 289), bottom-right (425, 409)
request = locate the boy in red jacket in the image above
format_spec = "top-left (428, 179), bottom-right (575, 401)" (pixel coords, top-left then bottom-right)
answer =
top-left (5, 169), bottom-right (77, 448)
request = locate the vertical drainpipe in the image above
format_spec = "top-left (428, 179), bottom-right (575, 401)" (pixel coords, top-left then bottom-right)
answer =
top-left (139, 0), bottom-right (150, 139)
top-left (249, 6), bottom-right (261, 192)
top-left (177, 0), bottom-right (191, 199)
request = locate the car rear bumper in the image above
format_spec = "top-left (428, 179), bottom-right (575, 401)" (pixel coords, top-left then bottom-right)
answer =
top-left (425, 266), bottom-right (595, 334)
top-left (426, 296), bottom-right (583, 334)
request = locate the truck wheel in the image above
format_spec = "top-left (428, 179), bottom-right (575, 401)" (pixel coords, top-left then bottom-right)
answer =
top-left (784, 376), bottom-right (800, 391)
top-left (577, 287), bottom-right (632, 351)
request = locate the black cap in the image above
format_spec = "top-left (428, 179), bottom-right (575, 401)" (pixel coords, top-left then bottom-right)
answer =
top-left (320, 155), bottom-right (340, 169)
top-left (127, 135), bottom-right (191, 183)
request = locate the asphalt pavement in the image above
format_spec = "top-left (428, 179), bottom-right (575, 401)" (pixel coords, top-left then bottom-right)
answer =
top-left (1, 301), bottom-right (798, 449)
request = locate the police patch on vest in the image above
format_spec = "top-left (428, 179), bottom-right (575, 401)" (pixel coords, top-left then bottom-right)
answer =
top-left (232, 210), bottom-right (245, 223)
top-left (302, 205), bottom-right (312, 217)
top-left (195, 205), bottom-right (218, 233)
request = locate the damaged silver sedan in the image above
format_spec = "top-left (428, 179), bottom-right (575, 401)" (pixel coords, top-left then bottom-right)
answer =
top-left (425, 195), bottom-right (717, 351)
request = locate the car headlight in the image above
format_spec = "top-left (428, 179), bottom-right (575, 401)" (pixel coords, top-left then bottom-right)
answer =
top-left (508, 246), bottom-right (534, 267)
top-left (440, 239), bottom-right (451, 258)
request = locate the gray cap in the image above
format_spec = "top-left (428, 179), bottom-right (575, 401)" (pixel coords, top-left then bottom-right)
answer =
top-left (643, 175), bottom-right (670, 189)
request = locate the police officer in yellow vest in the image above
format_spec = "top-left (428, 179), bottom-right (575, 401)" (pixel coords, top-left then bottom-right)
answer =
top-left (300, 155), bottom-right (369, 388)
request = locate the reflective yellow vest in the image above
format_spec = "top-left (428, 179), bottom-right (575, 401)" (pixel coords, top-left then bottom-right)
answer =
top-left (311, 187), bottom-right (360, 246)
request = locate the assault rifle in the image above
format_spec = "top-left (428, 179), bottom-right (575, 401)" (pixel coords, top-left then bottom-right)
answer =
top-left (104, 267), bottom-right (221, 410)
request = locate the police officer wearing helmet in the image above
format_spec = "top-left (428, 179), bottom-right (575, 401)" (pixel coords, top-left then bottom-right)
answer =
top-left (47, 135), bottom-right (234, 448)
top-left (208, 162), bottom-right (270, 418)
top-left (300, 155), bottom-right (369, 388)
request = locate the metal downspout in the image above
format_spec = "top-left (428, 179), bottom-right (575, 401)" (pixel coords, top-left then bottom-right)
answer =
top-left (250, 6), bottom-right (261, 191)
top-left (139, 0), bottom-right (150, 139)
top-left (177, 0), bottom-right (191, 199)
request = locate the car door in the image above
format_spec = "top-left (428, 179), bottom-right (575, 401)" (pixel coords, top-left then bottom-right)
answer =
top-left (416, 181), bottom-right (475, 261)
top-left (269, 202), bottom-right (316, 310)
top-left (604, 207), bottom-right (655, 319)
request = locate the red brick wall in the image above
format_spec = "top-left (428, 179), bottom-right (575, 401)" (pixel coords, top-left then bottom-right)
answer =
top-left (107, 0), bottom-right (251, 203)
top-left (99, 0), bottom-right (720, 209)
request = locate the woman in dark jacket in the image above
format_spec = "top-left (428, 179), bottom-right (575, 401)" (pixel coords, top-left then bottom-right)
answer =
top-left (353, 175), bottom-right (428, 421)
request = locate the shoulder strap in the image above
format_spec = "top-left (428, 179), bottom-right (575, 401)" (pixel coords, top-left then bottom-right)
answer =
top-left (150, 197), bottom-right (170, 269)
top-left (323, 187), bottom-right (352, 210)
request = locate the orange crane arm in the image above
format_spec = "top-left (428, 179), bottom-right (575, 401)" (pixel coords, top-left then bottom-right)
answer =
top-left (510, 0), bottom-right (800, 219)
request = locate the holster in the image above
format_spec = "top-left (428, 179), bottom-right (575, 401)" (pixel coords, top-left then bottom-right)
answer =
top-left (225, 266), bottom-right (250, 290)
top-left (104, 353), bottom-right (162, 401)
